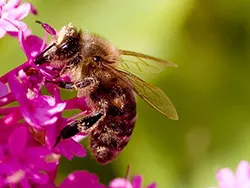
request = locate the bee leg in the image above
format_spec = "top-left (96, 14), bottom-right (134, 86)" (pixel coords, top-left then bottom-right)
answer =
top-left (57, 81), bottom-right (77, 90)
top-left (57, 55), bottom-right (82, 75)
top-left (54, 121), bottom-right (79, 147)
top-left (75, 77), bottom-right (99, 89)
top-left (54, 111), bottom-right (104, 147)
top-left (46, 77), bottom-right (99, 90)
top-left (45, 80), bottom-right (76, 90)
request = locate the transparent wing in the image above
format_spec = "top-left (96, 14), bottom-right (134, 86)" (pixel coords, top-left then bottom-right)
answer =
top-left (106, 66), bottom-right (178, 120)
top-left (117, 50), bottom-right (178, 74)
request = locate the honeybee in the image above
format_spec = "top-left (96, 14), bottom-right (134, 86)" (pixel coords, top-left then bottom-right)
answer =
top-left (35, 23), bottom-right (178, 164)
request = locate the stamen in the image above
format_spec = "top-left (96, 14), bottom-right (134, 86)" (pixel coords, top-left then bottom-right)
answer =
top-left (125, 164), bottom-right (132, 180)
top-left (36, 20), bottom-right (57, 36)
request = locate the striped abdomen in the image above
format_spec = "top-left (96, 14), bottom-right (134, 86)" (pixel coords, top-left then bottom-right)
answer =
top-left (90, 83), bottom-right (136, 164)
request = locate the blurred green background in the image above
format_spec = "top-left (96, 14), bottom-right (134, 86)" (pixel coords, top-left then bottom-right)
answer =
top-left (1, 0), bottom-right (250, 187)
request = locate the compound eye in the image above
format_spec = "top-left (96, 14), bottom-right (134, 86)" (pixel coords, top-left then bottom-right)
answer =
top-left (92, 56), bottom-right (103, 63)
top-left (60, 43), bottom-right (71, 53)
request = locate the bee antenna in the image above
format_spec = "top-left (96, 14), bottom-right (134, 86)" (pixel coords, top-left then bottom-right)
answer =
top-left (125, 164), bottom-right (132, 180)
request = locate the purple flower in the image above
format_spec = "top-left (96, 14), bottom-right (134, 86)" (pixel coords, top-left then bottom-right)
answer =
top-left (0, 126), bottom-right (58, 187)
top-left (0, 8), bottom-right (88, 186)
top-left (46, 118), bottom-right (87, 160)
top-left (0, 0), bottom-right (36, 38)
top-left (59, 171), bottom-right (106, 188)
top-left (215, 160), bottom-right (250, 188)
top-left (18, 30), bottom-right (45, 60)
top-left (0, 81), bottom-right (8, 97)
top-left (0, 4), bottom-right (159, 187)
top-left (109, 175), bottom-right (156, 188)
top-left (2, 23), bottom-right (87, 159)
top-left (40, 171), bottom-right (156, 188)
top-left (7, 68), bottom-right (65, 129)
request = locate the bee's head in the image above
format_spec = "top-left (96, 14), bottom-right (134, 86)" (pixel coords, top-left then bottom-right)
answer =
top-left (35, 23), bottom-right (83, 67)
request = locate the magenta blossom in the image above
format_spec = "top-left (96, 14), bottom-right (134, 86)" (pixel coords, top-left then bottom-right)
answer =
top-left (109, 175), bottom-right (156, 188)
top-left (0, 2), bottom-right (158, 187)
top-left (43, 171), bottom-right (155, 188)
top-left (0, 31), bottom-right (87, 187)
top-left (0, 126), bottom-right (58, 187)
top-left (0, 2), bottom-right (88, 186)
top-left (0, 0), bottom-right (36, 38)
top-left (215, 160), bottom-right (250, 188)
top-left (0, 81), bottom-right (8, 97)
top-left (58, 171), bottom-right (106, 188)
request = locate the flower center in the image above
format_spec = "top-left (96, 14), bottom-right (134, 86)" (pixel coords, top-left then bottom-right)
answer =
top-left (29, 127), bottom-right (46, 145)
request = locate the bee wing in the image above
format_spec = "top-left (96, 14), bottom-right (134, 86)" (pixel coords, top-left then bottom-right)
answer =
top-left (117, 50), bottom-right (178, 74)
top-left (105, 65), bottom-right (178, 120)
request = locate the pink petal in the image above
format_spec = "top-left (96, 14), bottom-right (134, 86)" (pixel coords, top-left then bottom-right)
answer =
top-left (29, 170), bottom-right (49, 184)
top-left (132, 175), bottom-right (143, 188)
top-left (0, 146), bottom-right (4, 160)
top-left (18, 29), bottom-right (25, 50)
top-left (0, 176), bottom-right (4, 187)
top-left (10, 19), bottom-right (27, 31)
top-left (20, 177), bottom-right (31, 188)
top-left (235, 161), bottom-right (250, 186)
top-left (48, 102), bottom-right (66, 114)
top-left (35, 183), bottom-right (56, 188)
top-left (22, 27), bottom-right (31, 37)
top-left (0, 0), bottom-right (6, 7)
top-left (26, 147), bottom-right (59, 171)
top-left (0, 81), bottom-right (8, 97)
top-left (72, 134), bottom-right (87, 143)
top-left (0, 163), bottom-right (17, 174)
top-left (26, 147), bottom-right (52, 158)
top-left (61, 139), bottom-right (86, 158)
top-left (216, 168), bottom-right (236, 188)
top-left (43, 160), bottom-right (59, 172)
top-left (147, 183), bottom-right (157, 188)
top-left (21, 95), bottom-right (64, 128)
top-left (0, 19), bottom-right (18, 31)
top-left (109, 178), bottom-right (133, 188)
top-left (59, 171), bottom-right (105, 188)
top-left (45, 124), bottom-right (58, 149)
top-left (30, 4), bottom-right (37, 15)
top-left (22, 34), bottom-right (43, 58)
top-left (8, 72), bottom-right (23, 100)
top-left (67, 139), bottom-right (86, 157)
top-left (57, 141), bottom-right (73, 160)
top-left (47, 167), bottom-right (58, 183)
top-left (7, 3), bottom-right (31, 20)
top-left (4, 0), bottom-right (21, 10)
top-left (8, 126), bottom-right (28, 155)
top-left (5, 168), bottom-right (25, 184)
top-left (0, 28), bottom-right (6, 38)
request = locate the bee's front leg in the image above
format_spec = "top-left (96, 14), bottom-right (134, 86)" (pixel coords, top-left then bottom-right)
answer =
top-left (46, 77), bottom-right (99, 90)
top-left (54, 111), bottom-right (104, 147)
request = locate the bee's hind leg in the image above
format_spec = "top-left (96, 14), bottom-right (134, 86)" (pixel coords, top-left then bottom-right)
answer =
top-left (54, 111), bottom-right (104, 147)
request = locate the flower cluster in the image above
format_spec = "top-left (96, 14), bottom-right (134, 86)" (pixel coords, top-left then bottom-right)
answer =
top-left (215, 160), bottom-right (250, 188)
top-left (0, 0), bottom-right (157, 187)
top-left (109, 175), bottom-right (156, 188)
top-left (0, 0), bottom-right (36, 38)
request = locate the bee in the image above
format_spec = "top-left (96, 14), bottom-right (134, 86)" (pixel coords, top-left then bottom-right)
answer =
top-left (35, 23), bottom-right (178, 164)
